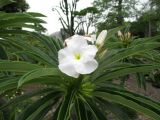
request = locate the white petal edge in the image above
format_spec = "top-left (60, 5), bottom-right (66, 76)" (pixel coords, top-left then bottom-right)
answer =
top-left (75, 59), bottom-right (98, 74)
top-left (58, 47), bottom-right (74, 63)
top-left (81, 45), bottom-right (98, 61)
top-left (58, 48), bottom-right (68, 62)
top-left (58, 62), bottom-right (79, 78)
top-left (65, 35), bottom-right (88, 47)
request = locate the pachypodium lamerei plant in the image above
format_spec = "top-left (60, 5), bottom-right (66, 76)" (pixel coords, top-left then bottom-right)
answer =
top-left (1, 28), bottom-right (160, 120)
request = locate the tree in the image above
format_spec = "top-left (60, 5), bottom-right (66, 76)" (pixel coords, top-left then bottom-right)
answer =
top-left (0, 0), bottom-right (29, 61)
top-left (74, 7), bottom-right (99, 34)
top-left (53, 0), bottom-right (80, 37)
top-left (149, 0), bottom-right (160, 35)
top-left (0, 0), bottom-right (29, 13)
top-left (130, 0), bottom-right (160, 37)
top-left (93, 0), bottom-right (138, 31)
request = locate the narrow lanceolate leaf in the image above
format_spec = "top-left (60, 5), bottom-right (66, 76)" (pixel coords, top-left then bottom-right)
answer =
top-left (0, 16), bottom-right (46, 27)
top-left (18, 68), bottom-right (61, 87)
top-left (95, 98), bottom-right (131, 120)
top-left (57, 89), bottom-right (75, 120)
top-left (75, 98), bottom-right (88, 120)
top-left (0, 46), bottom-right (8, 60)
top-left (130, 35), bottom-right (160, 46)
top-left (31, 101), bottom-right (56, 120)
top-left (17, 91), bottom-right (61, 120)
top-left (7, 37), bottom-right (58, 67)
top-left (0, 88), bottom-right (54, 110)
top-left (94, 92), bottom-right (160, 120)
top-left (97, 87), bottom-right (160, 113)
top-left (0, 61), bottom-right (42, 72)
top-left (0, 0), bottom-right (14, 8)
top-left (27, 12), bottom-right (46, 17)
top-left (0, 23), bottom-right (42, 31)
top-left (0, 30), bottom-right (31, 37)
top-left (94, 64), bottom-right (160, 82)
top-left (27, 33), bottom-right (59, 59)
top-left (100, 42), bottom-right (160, 66)
top-left (0, 77), bottom-right (19, 93)
top-left (0, 12), bottom-right (45, 19)
top-left (83, 98), bottom-right (107, 120)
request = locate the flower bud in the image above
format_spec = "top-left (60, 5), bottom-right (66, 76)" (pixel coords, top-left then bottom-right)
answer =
top-left (118, 31), bottom-right (122, 36)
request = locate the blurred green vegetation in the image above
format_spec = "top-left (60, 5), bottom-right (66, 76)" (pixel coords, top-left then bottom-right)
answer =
top-left (93, 0), bottom-right (160, 37)
top-left (0, 0), bottom-right (29, 13)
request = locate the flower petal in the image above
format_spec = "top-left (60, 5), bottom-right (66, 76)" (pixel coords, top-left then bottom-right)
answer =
top-left (65, 35), bottom-right (88, 47)
top-left (58, 47), bottom-right (74, 63)
top-left (96, 30), bottom-right (107, 45)
top-left (83, 45), bottom-right (98, 57)
top-left (75, 59), bottom-right (98, 74)
top-left (58, 62), bottom-right (79, 78)
top-left (58, 48), bottom-right (68, 62)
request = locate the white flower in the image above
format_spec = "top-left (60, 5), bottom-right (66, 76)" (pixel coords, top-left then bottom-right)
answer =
top-left (58, 35), bottom-right (98, 78)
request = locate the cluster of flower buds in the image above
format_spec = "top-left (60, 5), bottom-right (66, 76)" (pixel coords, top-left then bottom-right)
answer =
top-left (118, 31), bottom-right (132, 45)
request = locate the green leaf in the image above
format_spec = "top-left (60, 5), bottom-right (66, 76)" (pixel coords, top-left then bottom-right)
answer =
top-left (75, 98), bottom-right (88, 120)
top-left (18, 68), bottom-right (61, 87)
top-left (100, 42), bottom-right (160, 66)
top-left (100, 99), bottom-right (132, 120)
top-left (97, 87), bottom-right (160, 113)
top-left (83, 98), bottom-right (107, 120)
top-left (28, 33), bottom-right (60, 58)
top-left (0, 61), bottom-right (42, 72)
top-left (31, 101), bottom-right (55, 120)
top-left (94, 92), bottom-right (160, 120)
top-left (0, 30), bottom-right (31, 36)
top-left (0, 77), bottom-right (19, 93)
top-left (0, 16), bottom-right (46, 27)
top-left (95, 64), bottom-right (160, 83)
top-left (57, 89), bottom-right (75, 120)
top-left (6, 37), bottom-right (58, 66)
top-left (0, 88), bottom-right (54, 110)
top-left (27, 12), bottom-right (46, 17)
top-left (0, 46), bottom-right (8, 60)
top-left (0, 0), bottom-right (14, 8)
top-left (17, 91), bottom-right (61, 120)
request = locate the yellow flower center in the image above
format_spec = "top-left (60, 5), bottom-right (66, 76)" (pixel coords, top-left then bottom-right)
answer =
top-left (74, 53), bottom-right (81, 60)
